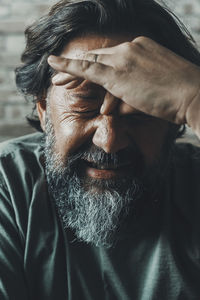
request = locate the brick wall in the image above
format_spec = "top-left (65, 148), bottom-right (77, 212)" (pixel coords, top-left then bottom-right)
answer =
top-left (0, 0), bottom-right (56, 142)
top-left (0, 0), bottom-right (200, 144)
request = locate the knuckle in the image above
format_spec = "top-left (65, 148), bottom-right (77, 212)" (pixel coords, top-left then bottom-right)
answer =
top-left (121, 42), bottom-right (133, 52)
top-left (81, 59), bottom-right (92, 72)
top-left (62, 58), bottom-right (70, 69)
top-left (117, 43), bottom-right (135, 70)
top-left (133, 36), bottom-right (147, 48)
top-left (134, 36), bottom-right (155, 50)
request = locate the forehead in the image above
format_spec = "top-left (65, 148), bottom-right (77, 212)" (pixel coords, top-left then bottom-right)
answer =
top-left (60, 33), bottom-right (133, 58)
top-left (57, 34), bottom-right (133, 95)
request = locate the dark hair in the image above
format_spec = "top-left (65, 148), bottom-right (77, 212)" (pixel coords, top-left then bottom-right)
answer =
top-left (16, 0), bottom-right (200, 133)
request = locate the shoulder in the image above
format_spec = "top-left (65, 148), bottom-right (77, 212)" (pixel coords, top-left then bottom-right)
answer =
top-left (171, 142), bottom-right (200, 205)
top-left (0, 133), bottom-right (47, 239)
top-left (0, 132), bottom-right (44, 158)
top-left (0, 132), bottom-right (45, 198)
top-left (173, 142), bottom-right (200, 168)
top-left (171, 142), bottom-right (200, 184)
top-left (0, 132), bottom-right (44, 173)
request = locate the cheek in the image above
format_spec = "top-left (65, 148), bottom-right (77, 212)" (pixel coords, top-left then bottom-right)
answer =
top-left (53, 117), bottom-right (95, 160)
top-left (128, 121), bottom-right (169, 165)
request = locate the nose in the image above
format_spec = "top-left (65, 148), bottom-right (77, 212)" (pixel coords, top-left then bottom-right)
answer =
top-left (92, 115), bottom-right (130, 153)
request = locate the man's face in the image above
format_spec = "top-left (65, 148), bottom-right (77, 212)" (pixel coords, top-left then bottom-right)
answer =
top-left (38, 34), bottom-right (170, 247)
top-left (45, 34), bottom-right (169, 167)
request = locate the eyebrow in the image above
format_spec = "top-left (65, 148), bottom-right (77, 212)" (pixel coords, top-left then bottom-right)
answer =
top-left (69, 92), bottom-right (102, 101)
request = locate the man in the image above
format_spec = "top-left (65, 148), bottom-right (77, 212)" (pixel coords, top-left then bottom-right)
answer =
top-left (1, 0), bottom-right (200, 299)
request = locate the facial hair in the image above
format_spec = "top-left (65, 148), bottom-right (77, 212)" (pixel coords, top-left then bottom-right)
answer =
top-left (44, 108), bottom-right (175, 248)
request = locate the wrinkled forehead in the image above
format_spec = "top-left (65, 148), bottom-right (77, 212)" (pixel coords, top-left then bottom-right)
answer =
top-left (56, 33), bottom-right (133, 93)
top-left (60, 33), bottom-right (133, 59)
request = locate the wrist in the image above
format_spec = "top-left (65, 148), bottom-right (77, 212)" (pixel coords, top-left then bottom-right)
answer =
top-left (186, 87), bottom-right (200, 139)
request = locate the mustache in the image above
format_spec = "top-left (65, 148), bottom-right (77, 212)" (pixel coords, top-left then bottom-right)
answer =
top-left (66, 142), bottom-right (144, 169)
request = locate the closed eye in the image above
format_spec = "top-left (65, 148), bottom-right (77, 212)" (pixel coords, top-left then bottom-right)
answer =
top-left (72, 109), bottom-right (99, 117)
top-left (70, 93), bottom-right (102, 102)
top-left (72, 109), bottom-right (98, 113)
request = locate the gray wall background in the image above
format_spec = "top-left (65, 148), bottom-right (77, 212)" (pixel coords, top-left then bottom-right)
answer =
top-left (0, 0), bottom-right (200, 144)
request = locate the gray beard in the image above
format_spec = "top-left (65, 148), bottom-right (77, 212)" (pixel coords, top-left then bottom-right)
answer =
top-left (46, 170), bottom-right (142, 248)
top-left (44, 110), bottom-right (174, 248)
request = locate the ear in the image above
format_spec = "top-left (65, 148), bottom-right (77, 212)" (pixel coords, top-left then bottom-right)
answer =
top-left (36, 99), bottom-right (46, 132)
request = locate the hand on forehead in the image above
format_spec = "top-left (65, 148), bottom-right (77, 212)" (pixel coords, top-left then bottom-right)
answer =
top-left (48, 34), bottom-right (157, 117)
top-left (53, 76), bottom-right (118, 115)
top-left (48, 34), bottom-right (128, 88)
top-left (51, 76), bottom-right (139, 116)
top-left (48, 36), bottom-right (131, 114)
top-left (58, 76), bottom-right (102, 92)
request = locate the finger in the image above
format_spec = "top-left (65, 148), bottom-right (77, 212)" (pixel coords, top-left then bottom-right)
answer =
top-left (118, 102), bottom-right (137, 115)
top-left (52, 72), bottom-right (78, 85)
top-left (88, 47), bottom-right (115, 54)
top-left (82, 53), bottom-right (114, 67)
top-left (63, 78), bottom-right (84, 89)
top-left (100, 92), bottom-right (120, 115)
top-left (87, 42), bottom-right (125, 54)
top-left (48, 55), bottom-right (115, 88)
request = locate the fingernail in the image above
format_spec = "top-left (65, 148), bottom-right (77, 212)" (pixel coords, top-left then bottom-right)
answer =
top-left (52, 74), bottom-right (61, 83)
top-left (48, 55), bottom-right (57, 64)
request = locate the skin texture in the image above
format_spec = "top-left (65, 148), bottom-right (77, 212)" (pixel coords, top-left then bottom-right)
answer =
top-left (37, 34), bottom-right (171, 180)
top-left (38, 34), bottom-right (200, 246)
top-left (48, 34), bottom-right (200, 139)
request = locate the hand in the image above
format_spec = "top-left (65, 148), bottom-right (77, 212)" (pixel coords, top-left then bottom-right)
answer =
top-left (48, 36), bottom-right (200, 138)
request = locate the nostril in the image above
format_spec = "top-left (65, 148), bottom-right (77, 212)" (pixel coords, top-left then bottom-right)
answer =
top-left (92, 131), bottom-right (130, 154)
top-left (92, 115), bottom-right (130, 153)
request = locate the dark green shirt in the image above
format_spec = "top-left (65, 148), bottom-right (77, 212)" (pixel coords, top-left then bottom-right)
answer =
top-left (0, 133), bottom-right (200, 300)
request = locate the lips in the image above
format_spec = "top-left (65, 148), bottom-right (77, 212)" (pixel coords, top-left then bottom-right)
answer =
top-left (85, 160), bottom-right (131, 170)
top-left (82, 159), bottom-right (134, 179)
